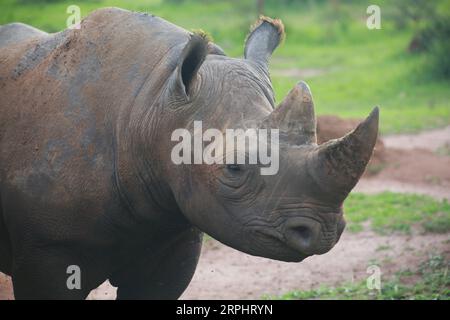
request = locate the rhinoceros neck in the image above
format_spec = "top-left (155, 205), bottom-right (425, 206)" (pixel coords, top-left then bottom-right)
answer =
top-left (112, 72), bottom-right (188, 227)
top-left (86, 8), bottom-right (195, 225)
top-left (112, 103), bottom-right (188, 229)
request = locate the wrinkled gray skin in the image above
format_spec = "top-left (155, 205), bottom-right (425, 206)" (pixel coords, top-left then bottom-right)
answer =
top-left (0, 8), bottom-right (378, 299)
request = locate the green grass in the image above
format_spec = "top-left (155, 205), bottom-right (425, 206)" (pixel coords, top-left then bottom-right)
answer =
top-left (268, 254), bottom-right (450, 300)
top-left (344, 192), bottom-right (450, 234)
top-left (1, 0), bottom-right (450, 133)
top-left (376, 244), bottom-right (392, 252)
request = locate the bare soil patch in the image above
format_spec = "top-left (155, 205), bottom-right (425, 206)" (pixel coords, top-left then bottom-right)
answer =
top-left (0, 273), bottom-right (11, 300)
top-left (358, 149), bottom-right (450, 198)
top-left (383, 126), bottom-right (450, 152)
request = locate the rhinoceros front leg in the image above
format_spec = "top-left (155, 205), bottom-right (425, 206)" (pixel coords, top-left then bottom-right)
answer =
top-left (110, 227), bottom-right (203, 300)
top-left (11, 247), bottom-right (90, 300)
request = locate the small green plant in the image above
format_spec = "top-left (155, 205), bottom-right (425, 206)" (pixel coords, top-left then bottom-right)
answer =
top-left (435, 143), bottom-right (450, 156)
top-left (422, 213), bottom-right (450, 233)
top-left (366, 163), bottom-right (386, 176)
top-left (376, 244), bottom-right (392, 252)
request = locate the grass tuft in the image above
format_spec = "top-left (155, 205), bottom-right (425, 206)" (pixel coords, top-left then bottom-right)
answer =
top-left (344, 192), bottom-right (450, 234)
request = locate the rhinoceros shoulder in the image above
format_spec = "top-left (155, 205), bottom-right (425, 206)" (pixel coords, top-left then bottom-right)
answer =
top-left (0, 22), bottom-right (47, 48)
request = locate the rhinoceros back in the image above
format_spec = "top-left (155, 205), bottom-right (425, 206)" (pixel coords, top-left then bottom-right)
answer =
top-left (0, 7), bottom-right (191, 147)
top-left (0, 22), bottom-right (48, 48)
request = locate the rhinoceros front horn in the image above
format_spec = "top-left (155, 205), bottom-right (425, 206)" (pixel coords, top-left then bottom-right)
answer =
top-left (308, 107), bottom-right (379, 201)
top-left (263, 81), bottom-right (317, 145)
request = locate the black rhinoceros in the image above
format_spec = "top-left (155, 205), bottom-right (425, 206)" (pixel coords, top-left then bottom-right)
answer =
top-left (0, 8), bottom-right (378, 299)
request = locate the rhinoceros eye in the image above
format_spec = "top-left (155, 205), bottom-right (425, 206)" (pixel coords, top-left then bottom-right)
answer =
top-left (226, 164), bottom-right (241, 172)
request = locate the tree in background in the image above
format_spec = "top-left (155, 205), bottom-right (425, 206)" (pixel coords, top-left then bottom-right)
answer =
top-left (257, 0), bottom-right (264, 15)
top-left (392, 0), bottom-right (450, 79)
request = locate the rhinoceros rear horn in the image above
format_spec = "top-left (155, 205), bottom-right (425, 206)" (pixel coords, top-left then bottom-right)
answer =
top-left (309, 107), bottom-right (379, 201)
top-left (263, 81), bottom-right (317, 145)
top-left (176, 33), bottom-right (208, 98)
top-left (244, 16), bottom-right (284, 71)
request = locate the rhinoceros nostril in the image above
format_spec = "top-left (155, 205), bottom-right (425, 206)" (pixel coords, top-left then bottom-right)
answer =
top-left (292, 225), bottom-right (313, 248)
top-left (284, 221), bottom-right (321, 255)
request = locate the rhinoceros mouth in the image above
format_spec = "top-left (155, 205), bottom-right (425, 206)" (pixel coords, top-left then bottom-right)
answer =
top-left (249, 226), bottom-right (310, 261)
top-left (248, 214), bottom-right (341, 260)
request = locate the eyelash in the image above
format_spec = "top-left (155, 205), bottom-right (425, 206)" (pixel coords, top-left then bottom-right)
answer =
top-left (226, 164), bottom-right (241, 172)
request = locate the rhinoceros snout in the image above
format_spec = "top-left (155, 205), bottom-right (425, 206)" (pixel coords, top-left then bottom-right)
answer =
top-left (283, 218), bottom-right (344, 256)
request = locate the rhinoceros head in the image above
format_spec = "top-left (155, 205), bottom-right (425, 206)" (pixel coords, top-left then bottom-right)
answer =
top-left (163, 18), bottom-right (378, 262)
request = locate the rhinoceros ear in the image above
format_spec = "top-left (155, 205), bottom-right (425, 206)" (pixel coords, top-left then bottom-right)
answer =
top-left (176, 34), bottom-right (208, 98)
top-left (244, 16), bottom-right (284, 72)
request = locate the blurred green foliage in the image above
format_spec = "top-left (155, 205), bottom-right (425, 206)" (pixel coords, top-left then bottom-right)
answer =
top-left (389, 0), bottom-right (450, 78)
top-left (1, 0), bottom-right (449, 133)
top-left (412, 16), bottom-right (450, 79)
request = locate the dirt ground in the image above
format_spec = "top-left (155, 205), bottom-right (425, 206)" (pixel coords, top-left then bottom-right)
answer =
top-left (356, 133), bottom-right (450, 200)
top-left (181, 231), bottom-right (449, 299)
top-left (1, 119), bottom-right (449, 300)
